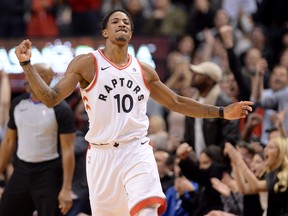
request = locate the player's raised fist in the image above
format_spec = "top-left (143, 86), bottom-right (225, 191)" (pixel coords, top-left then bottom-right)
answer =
top-left (14, 39), bottom-right (32, 62)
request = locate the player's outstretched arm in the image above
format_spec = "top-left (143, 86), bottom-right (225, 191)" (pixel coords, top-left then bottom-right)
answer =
top-left (141, 62), bottom-right (253, 120)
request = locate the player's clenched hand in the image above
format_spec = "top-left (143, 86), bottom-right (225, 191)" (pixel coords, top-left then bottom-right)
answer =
top-left (14, 39), bottom-right (32, 62)
top-left (58, 188), bottom-right (73, 215)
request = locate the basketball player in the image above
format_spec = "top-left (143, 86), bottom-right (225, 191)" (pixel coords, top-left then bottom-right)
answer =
top-left (14, 9), bottom-right (253, 216)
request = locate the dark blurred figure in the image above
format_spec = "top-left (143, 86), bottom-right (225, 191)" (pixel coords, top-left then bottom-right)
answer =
top-left (0, 0), bottom-right (30, 38)
top-left (26, 0), bottom-right (59, 37)
top-left (253, 0), bottom-right (288, 65)
top-left (186, 0), bottom-right (215, 42)
top-left (143, 0), bottom-right (188, 37)
top-left (123, 0), bottom-right (147, 35)
top-left (68, 0), bottom-right (102, 36)
top-left (154, 149), bottom-right (175, 194)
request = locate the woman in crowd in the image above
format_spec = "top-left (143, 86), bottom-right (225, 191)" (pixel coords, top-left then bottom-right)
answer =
top-left (224, 137), bottom-right (288, 216)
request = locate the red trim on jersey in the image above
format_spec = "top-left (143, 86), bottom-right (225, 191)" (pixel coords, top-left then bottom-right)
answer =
top-left (85, 104), bottom-right (91, 110)
top-left (86, 53), bottom-right (98, 92)
top-left (98, 49), bottom-right (132, 70)
top-left (148, 141), bottom-right (154, 151)
top-left (137, 60), bottom-right (151, 91)
top-left (82, 96), bottom-right (88, 102)
top-left (130, 197), bottom-right (166, 216)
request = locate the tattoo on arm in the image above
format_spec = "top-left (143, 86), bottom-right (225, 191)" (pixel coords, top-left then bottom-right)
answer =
top-left (23, 64), bottom-right (58, 106)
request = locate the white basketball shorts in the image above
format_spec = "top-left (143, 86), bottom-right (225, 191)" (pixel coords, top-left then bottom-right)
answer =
top-left (86, 137), bottom-right (166, 216)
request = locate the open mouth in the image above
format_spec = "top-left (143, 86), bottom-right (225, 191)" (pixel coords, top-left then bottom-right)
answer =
top-left (116, 29), bottom-right (128, 33)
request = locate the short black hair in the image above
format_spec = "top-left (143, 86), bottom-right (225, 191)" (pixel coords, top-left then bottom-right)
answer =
top-left (201, 145), bottom-right (225, 164)
top-left (100, 9), bottom-right (134, 32)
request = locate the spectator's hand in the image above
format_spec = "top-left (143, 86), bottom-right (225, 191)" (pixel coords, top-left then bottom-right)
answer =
top-left (58, 188), bottom-right (73, 215)
top-left (222, 172), bottom-right (238, 192)
top-left (271, 108), bottom-right (287, 127)
top-left (174, 62), bottom-right (192, 86)
top-left (270, 112), bottom-right (278, 126)
top-left (245, 112), bottom-right (262, 129)
top-left (203, 28), bottom-right (215, 45)
top-left (175, 176), bottom-right (195, 195)
top-left (195, 0), bottom-right (209, 13)
top-left (255, 58), bottom-right (268, 76)
top-left (176, 142), bottom-right (193, 160)
top-left (223, 101), bottom-right (253, 120)
top-left (219, 25), bottom-right (233, 48)
top-left (180, 63), bottom-right (193, 83)
top-left (224, 142), bottom-right (242, 163)
top-left (211, 177), bottom-right (231, 197)
top-left (14, 39), bottom-right (32, 62)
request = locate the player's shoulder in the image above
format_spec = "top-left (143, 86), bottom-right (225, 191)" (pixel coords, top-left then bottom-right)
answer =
top-left (66, 53), bottom-right (95, 75)
top-left (72, 53), bottom-right (95, 65)
top-left (138, 61), bottom-right (153, 70)
top-left (138, 61), bottom-right (159, 82)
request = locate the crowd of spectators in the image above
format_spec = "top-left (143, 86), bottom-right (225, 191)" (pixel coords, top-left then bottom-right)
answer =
top-left (1, 0), bottom-right (288, 215)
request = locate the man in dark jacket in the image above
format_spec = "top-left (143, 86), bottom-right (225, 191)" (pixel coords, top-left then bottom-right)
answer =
top-left (184, 62), bottom-right (239, 156)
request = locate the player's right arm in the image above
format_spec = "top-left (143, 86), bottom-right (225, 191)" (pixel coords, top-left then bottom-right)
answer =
top-left (0, 128), bottom-right (17, 174)
top-left (14, 39), bottom-right (93, 108)
top-left (141, 61), bottom-right (253, 120)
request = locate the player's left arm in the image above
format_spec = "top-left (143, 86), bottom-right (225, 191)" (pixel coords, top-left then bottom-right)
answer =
top-left (140, 62), bottom-right (253, 120)
top-left (58, 132), bottom-right (75, 215)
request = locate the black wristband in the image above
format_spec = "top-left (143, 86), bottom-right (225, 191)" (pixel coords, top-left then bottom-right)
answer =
top-left (20, 60), bottom-right (31, 66)
top-left (219, 107), bottom-right (224, 118)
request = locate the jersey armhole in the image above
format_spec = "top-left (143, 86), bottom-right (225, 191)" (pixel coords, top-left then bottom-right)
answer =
top-left (85, 52), bottom-right (98, 92)
top-left (137, 60), bottom-right (150, 91)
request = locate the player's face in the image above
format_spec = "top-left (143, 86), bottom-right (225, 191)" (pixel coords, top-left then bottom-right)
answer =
top-left (103, 12), bottom-right (132, 44)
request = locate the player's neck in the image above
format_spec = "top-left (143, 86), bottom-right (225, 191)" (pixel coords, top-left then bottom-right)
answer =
top-left (102, 45), bottom-right (129, 67)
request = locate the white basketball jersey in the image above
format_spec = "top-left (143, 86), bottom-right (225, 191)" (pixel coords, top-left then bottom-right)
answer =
top-left (80, 49), bottom-right (150, 144)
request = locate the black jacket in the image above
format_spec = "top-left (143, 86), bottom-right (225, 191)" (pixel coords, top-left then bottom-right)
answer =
top-left (179, 158), bottom-right (230, 216)
top-left (184, 92), bottom-right (240, 148)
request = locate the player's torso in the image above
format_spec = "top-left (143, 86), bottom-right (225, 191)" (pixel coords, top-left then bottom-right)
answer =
top-left (80, 49), bottom-right (150, 143)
